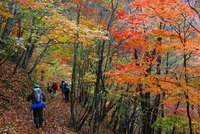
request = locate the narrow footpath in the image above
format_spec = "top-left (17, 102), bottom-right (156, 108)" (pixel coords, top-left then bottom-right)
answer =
top-left (0, 90), bottom-right (76, 134)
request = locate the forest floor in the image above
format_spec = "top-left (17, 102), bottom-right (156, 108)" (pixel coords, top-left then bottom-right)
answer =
top-left (0, 62), bottom-right (76, 133)
top-left (0, 61), bottom-right (113, 134)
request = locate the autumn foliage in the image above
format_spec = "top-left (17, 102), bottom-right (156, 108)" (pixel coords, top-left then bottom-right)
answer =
top-left (0, 0), bottom-right (199, 133)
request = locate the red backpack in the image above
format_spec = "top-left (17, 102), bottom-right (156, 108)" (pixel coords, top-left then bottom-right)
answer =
top-left (53, 82), bottom-right (58, 90)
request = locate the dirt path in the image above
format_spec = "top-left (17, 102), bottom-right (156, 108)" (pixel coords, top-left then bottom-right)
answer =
top-left (0, 90), bottom-right (76, 134)
top-left (0, 62), bottom-right (114, 134)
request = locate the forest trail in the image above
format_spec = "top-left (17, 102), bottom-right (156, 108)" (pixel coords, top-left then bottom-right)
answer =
top-left (0, 62), bottom-right (75, 134)
top-left (0, 62), bottom-right (113, 134)
top-left (0, 88), bottom-right (76, 134)
top-left (0, 0), bottom-right (200, 133)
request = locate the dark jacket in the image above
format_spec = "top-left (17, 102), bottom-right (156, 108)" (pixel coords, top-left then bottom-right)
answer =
top-left (27, 85), bottom-right (46, 104)
top-left (63, 83), bottom-right (70, 92)
top-left (60, 82), bottom-right (64, 90)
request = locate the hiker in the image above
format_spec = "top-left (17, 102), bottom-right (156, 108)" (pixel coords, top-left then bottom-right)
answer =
top-left (52, 82), bottom-right (58, 96)
top-left (63, 81), bottom-right (70, 102)
top-left (47, 83), bottom-right (53, 93)
top-left (27, 84), bottom-right (46, 129)
top-left (60, 80), bottom-right (65, 98)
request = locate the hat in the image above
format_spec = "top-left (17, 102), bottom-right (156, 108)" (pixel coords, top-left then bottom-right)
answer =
top-left (34, 83), bottom-right (40, 88)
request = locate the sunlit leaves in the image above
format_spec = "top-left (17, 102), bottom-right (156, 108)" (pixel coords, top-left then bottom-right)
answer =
top-left (104, 1), bottom-right (200, 133)
top-left (17, 0), bottom-right (44, 9)
top-left (0, 9), bottom-right (13, 18)
top-left (44, 9), bottom-right (109, 45)
top-left (152, 115), bottom-right (199, 133)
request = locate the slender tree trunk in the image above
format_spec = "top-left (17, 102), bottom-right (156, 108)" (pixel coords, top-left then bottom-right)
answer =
top-left (1, 2), bottom-right (18, 40)
top-left (71, 42), bottom-right (78, 130)
top-left (182, 20), bottom-right (193, 133)
top-left (22, 44), bottom-right (31, 69)
top-left (0, 55), bottom-right (5, 63)
top-left (77, 102), bottom-right (94, 131)
top-left (158, 52), bottom-right (169, 134)
top-left (142, 92), bottom-right (151, 134)
top-left (184, 54), bottom-right (193, 134)
top-left (13, 49), bottom-right (25, 74)
top-left (41, 70), bottom-right (44, 81)
top-left (22, 17), bottom-right (37, 69)
top-left (151, 37), bottom-right (162, 134)
top-left (141, 51), bottom-right (153, 134)
top-left (70, 3), bottom-right (82, 130)
top-left (28, 40), bottom-right (52, 74)
top-left (172, 102), bottom-right (180, 134)
top-left (0, 56), bottom-right (9, 66)
top-left (93, 1), bottom-right (119, 132)
top-left (22, 44), bottom-right (35, 69)
top-left (127, 101), bottom-right (138, 134)
top-left (93, 40), bottom-right (105, 134)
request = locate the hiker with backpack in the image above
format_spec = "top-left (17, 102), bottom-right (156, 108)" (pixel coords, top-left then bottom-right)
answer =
top-left (63, 81), bottom-right (70, 102)
top-left (60, 80), bottom-right (65, 99)
top-left (27, 84), bottom-right (46, 129)
top-left (47, 83), bottom-right (53, 93)
top-left (52, 82), bottom-right (58, 96)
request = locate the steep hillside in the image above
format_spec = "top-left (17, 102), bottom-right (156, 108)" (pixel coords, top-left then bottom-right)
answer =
top-left (0, 61), bottom-right (113, 134)
top-left (0, 61), bottom-right (76, 133)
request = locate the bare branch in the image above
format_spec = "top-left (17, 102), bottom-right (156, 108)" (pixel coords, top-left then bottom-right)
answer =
top-left (187, 0), bottom-right (200, 19)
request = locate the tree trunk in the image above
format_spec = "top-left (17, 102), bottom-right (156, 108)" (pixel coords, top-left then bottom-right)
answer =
top-left (93, 40), bottom-right (105, 134)
top-left (184, 54), bottom-right (193, 134)
top-left (13, 49), bottom-right (25, 74)
top-left (28, 40), bottom-right (52, 74)
top-left (70, 42), bottom-right (78, 130)
top-left (1, 2), bottom-right (18, 40)
top-left (70, 3), bottom-right (82, 130)
top-left (151, 37), bottom-right (162, 134)
top-left (172, 102), bottom-right (180, 134)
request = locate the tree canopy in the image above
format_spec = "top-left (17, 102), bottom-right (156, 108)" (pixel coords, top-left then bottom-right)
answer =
top-left (0, 0), bottom-right (199, 133)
